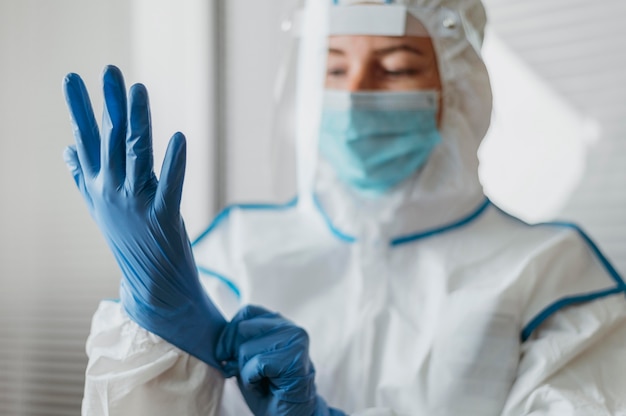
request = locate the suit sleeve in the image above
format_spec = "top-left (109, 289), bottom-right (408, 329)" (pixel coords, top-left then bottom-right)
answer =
top-left (82, 301), bottom-right (225, 416)
top-left (501, 293), bottom-right (626, 415)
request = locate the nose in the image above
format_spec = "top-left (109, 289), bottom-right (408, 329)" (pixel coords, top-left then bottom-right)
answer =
top-left (345, 65), bottom-right (375, 91)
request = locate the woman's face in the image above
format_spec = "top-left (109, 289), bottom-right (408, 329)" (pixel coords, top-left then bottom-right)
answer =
top-left (325, 35), bottom-right (442, 92)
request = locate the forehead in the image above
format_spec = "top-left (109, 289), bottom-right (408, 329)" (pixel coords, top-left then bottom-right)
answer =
top-left (328, 35), bottom-right (436, 54)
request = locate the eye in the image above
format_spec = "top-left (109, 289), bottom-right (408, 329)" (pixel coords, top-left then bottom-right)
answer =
top-left (384, 68), bottom-right (421, 78)
top-left (327, 68), bottom-right (347, 77)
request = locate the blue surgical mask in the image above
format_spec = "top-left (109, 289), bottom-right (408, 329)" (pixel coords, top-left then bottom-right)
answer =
top-left (319, 90), bottom-right (442, 195)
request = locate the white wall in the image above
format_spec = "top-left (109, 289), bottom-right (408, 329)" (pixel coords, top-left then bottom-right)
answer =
top-left (130, 0), bottom-right (219, 232)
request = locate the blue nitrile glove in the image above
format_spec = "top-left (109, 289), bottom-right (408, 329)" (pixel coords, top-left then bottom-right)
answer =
top-left (62, 65), bottom-right (226, 370)
top-left (217, 305), bottom-right (346, 416)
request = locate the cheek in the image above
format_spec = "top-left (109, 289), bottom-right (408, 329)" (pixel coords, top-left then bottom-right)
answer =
top-left (325, 76), bottom-right (343, 89)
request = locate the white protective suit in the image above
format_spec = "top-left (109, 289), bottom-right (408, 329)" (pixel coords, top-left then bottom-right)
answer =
top-left (83, 0), bottom-right (626, 415)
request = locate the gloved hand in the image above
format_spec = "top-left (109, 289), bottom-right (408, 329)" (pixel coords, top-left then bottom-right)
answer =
top-left (217, 305), bottom-right (346, 416)
top-left (62, 65), bottom-right (226, 370)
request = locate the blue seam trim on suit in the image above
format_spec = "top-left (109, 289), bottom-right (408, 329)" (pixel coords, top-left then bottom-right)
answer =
top-left (197, 266), bottom-right (242, 299)
top-left (390, 198), bottom-right (491, 246)
top-left (548, 221), bottom-right (626, 288)
top-left (520, 286), bottom-right (626, 342)
top-left (191, 196), bottom-right (298, 246)
top-left (492, 205), bottom-right (626, 342)
top-left (312, 195), bottom-right (492, 245)
top-left (191, 197), bottom-right (298, 298)
top-left (313, 194), bottom-right (357, 243)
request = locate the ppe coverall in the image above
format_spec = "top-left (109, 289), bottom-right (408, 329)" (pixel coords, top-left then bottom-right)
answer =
top-left (80, 0), bottom-right (626, 415)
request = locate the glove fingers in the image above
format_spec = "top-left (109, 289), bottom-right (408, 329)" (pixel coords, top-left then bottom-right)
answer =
top-left (216, 305), bottom-right (277, 366)
top-left (63, 145), bottom-right (94, 213)
top-left (126, 83), bottom-right (155, 193)
top-left (237, 330), bottom-right (303, 372)
top-left (240, 349), bottom-right (284, 385)
top-left (63, 73), bottom-right (101, 177)
top-left (239, 347), bottom-right (315, 394)
top-left (233, 305), bottom-right (275, 322)
top-left (101, 65), bottom-right (127, 187)
top-left (155, 132), bottom-right (186, 213)
top-left (237, 316), bottom-right (291, 340)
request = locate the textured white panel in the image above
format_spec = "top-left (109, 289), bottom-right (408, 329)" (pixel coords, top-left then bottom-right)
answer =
top-left (480, 33), bottom-right (596, 223)
top-left (483, 0), bottom-right (626, 273)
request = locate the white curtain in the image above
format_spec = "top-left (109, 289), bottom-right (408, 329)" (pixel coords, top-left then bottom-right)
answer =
top-left (0, 1), bottom-right (218, 414)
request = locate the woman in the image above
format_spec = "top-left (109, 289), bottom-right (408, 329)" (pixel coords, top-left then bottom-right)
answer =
top-left (64, 0), bottom-right (626, 415)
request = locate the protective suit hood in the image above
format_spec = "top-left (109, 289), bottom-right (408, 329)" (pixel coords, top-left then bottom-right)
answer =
top-left (295, 0), bottom-right (493, 240)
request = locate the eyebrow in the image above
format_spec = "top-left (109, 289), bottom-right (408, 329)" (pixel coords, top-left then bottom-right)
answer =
top-left (374, 44), bottom-right (425, 57)
top-left (328, 48), bottom-right (346, 56)
top-left (328, 44), bottom-right (425, 57)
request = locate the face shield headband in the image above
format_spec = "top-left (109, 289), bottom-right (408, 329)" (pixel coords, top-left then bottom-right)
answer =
top-left (328, 4), bottom-right (479, 50)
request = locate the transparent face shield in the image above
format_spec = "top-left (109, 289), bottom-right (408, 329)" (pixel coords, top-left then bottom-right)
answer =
top-left (270, 1), bottom-right (476, 206)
